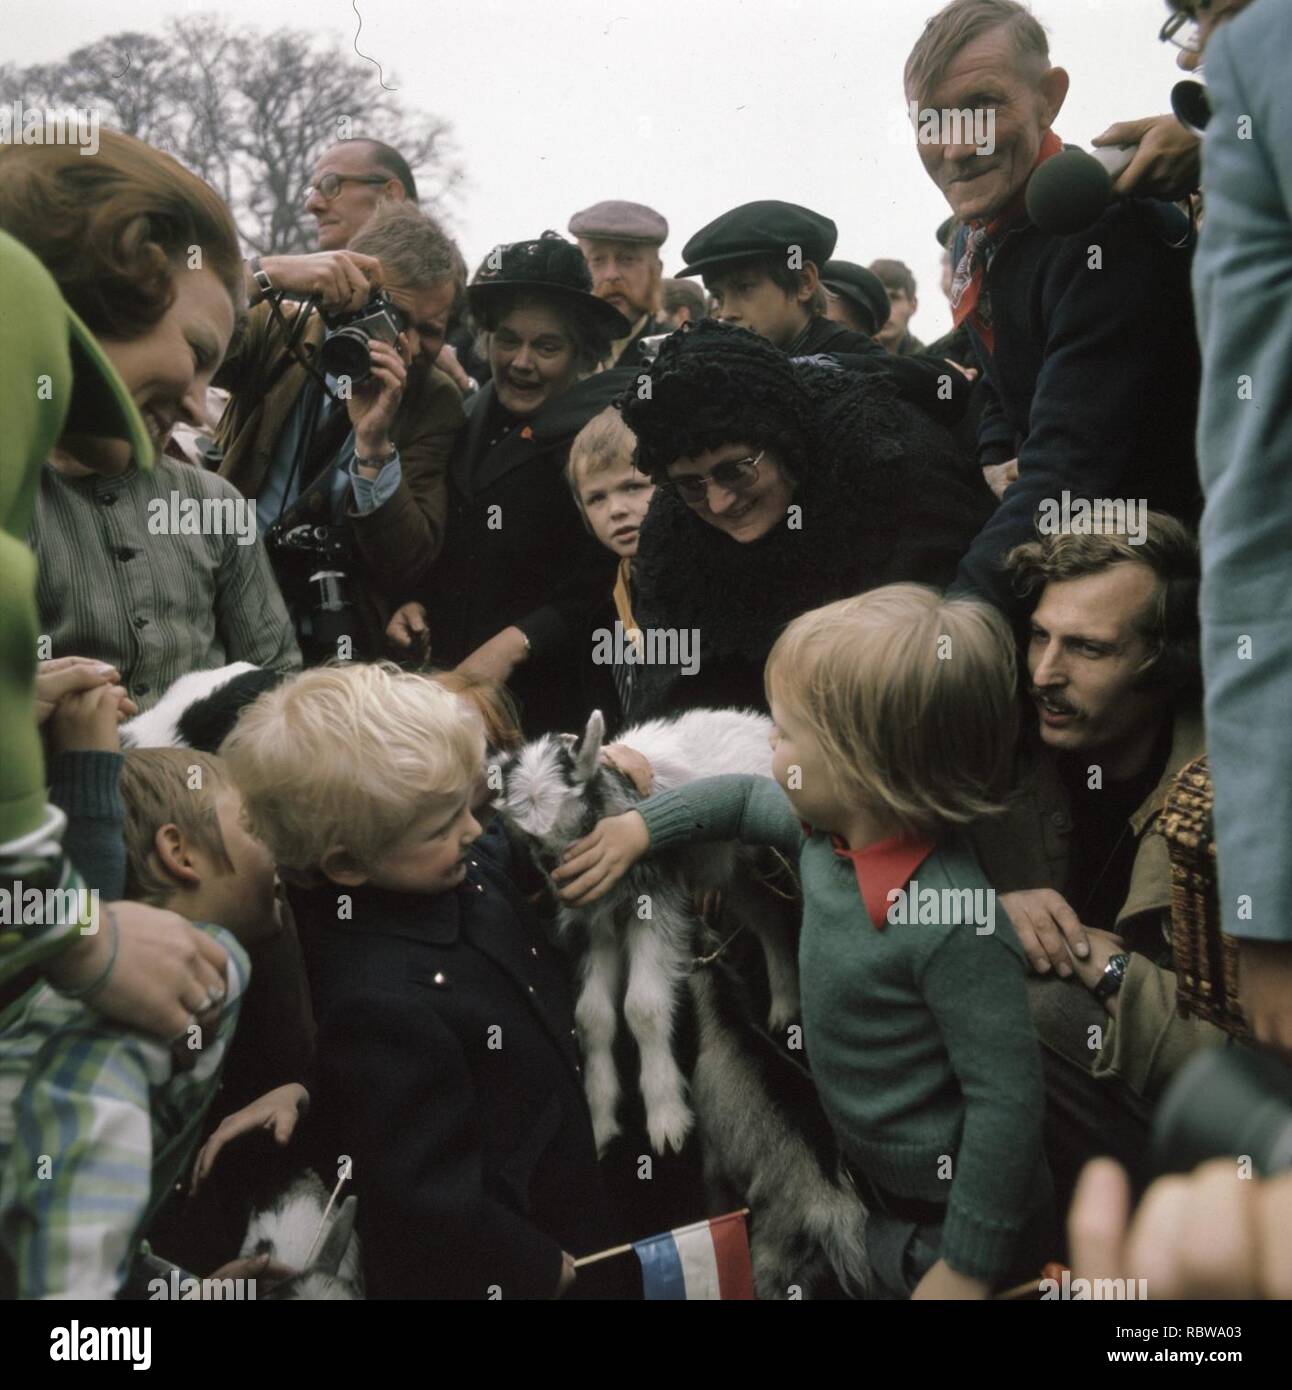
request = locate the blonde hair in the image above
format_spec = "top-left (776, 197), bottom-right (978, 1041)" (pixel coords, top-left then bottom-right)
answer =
top-left (120, 749), bottom-right (232, 906)
top-left (766, 585), bottom-right (1018, 838)
top-left (904, 0), bottom-right (1049, 107)
top-left (565, 407), bottom-right (642, 500)
top-left (221, 662), bottom-right (484, 874)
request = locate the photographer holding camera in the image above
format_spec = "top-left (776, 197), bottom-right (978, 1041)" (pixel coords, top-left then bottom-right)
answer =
top-left (214, 195), bottom-right (466, 662)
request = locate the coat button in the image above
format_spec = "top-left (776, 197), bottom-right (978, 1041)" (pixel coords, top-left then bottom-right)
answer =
top-left (527, 984), bottom-right (535, 994)
top-left (476, 884), bottom-right (484, 893)
top-left (529, 946), bottom-right (538, 957)
top-left (433, 972), bottom-right (446, 985)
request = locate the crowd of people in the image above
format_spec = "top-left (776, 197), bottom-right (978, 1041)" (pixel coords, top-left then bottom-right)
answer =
top-left (2, 0), bottom-right (1290, 1304)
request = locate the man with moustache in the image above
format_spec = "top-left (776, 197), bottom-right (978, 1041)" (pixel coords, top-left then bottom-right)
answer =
top-left (906, 0), bottom-right (1202, 616)
top-left (214, 142), bottom-right (467, 659)
top-left (969, 515), bottom-right (1226, 1216)
top-left (569, 200), bottom-right (670, 370)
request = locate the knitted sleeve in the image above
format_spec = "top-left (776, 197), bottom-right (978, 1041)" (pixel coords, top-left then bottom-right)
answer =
top-left (637, 774), bottom-right (802, 860)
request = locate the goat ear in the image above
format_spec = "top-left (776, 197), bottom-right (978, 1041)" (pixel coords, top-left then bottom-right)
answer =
top-left (312, 1195), bottom-right (357, 1278)
top-left (573, 710), bottom-right (605, 783)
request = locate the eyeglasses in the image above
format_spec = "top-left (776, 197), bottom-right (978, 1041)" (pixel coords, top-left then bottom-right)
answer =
top-left (665, 450), bottom-right (765, 505)
top-left (303, 173), bottom-right (391, 202)
top-left (1159, 10), bottom-right (1202, 52)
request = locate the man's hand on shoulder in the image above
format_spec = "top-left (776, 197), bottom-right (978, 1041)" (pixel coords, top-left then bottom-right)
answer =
top-left (256, 251), bottom-right (382, 314)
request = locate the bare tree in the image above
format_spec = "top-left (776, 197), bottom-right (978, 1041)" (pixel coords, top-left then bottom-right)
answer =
top-left (8, 18), bottom-right (466, 254)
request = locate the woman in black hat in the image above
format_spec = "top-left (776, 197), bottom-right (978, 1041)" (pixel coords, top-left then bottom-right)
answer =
top-left (386, 232), bottom-right (633, 735)
top-left (619, 319), bottom-right (994, 720)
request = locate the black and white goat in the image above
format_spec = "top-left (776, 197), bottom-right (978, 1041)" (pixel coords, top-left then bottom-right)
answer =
top-left (241, 1171), bottom-right (363, 1300)
top-left (121, 662), bottom-right (287, 750)
top-left (497, 707), bottom-right (800, 1158)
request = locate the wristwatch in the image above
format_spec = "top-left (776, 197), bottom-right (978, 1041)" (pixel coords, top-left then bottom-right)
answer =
top-left (248, 255), bottom-right (274, 300)
top-left (1092, 951), bottom-right (1131, 1002)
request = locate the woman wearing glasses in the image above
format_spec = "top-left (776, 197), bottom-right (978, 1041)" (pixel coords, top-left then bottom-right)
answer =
top-left (384, 232), bottom-right (634, 736)
top-left (618, 319), bottom-right (991, 720)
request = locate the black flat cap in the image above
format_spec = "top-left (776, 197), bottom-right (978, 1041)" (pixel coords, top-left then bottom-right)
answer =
top-left (679, 200), bottom-right (838, 279)
top-left (820, 260), bottom-right (890, 337)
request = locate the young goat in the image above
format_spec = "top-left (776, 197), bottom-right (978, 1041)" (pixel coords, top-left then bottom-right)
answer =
top-left (497, 707), bottom-right (799, 1157)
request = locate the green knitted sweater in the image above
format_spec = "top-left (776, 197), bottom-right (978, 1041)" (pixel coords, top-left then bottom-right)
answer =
top-left (638, 773), bottom-right (1046, 1283)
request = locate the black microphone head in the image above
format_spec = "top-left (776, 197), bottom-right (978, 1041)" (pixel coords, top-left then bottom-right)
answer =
top-left (1024, 148), bottom-right (1113, 235)
top-left (1171, 79), bottom-right (1212, 136)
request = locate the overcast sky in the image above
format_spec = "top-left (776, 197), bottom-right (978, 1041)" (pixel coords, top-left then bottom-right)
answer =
top-left (9, 0), bottom-right (1186, 339)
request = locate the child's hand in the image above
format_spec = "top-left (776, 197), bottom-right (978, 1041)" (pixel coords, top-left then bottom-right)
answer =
top-left (600, 743), bottom-right (652, 797)
top-left (551, 811), bottom-right (651, 906)
top-left (49, 681), bottom-right (136, 754)
top-left (910, 1258), bottom-right (990, 1300)
top-left (208, 1252), bottom-right (299, 1297)
top-left (35, 656), bottom-right (119, 725)
top-left (190, 1083), bottom-right (311, 1194)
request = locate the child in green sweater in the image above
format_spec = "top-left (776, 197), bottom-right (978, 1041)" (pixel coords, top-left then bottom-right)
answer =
top-left (553, 584), bottom-right (1053, 1298)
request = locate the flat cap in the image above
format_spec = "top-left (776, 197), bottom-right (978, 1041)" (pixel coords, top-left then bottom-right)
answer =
top-left (820, 260), bottom-right (890, 337)
top-left (568, 200), bottom-right (668, 246)
top-left (679, 200), bottom-right (837, 278)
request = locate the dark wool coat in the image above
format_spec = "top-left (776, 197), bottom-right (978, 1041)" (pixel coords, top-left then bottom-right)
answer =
top-left (792, 314), bottom-right (972, 427)
top-left (419, 370), bottom-right (636, 736)
top-left (293, 824), bottom-right (614, 1300)
top-left (629, 364), bottom-right (994, 719)
top-left (952, 198), bottom-right (1201, 614)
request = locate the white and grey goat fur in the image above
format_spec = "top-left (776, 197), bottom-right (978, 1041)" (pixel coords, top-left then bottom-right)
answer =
top-left (686, 959), bottom-right (869, 1299)
top-left (497, 707), bottom-right (800, 1158)
top-left (240, 1170), bottom-right (363, 1300)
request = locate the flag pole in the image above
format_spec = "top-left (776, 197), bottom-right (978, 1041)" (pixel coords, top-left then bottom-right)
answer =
top-left (574, 1208), bottom-right (751, 1269)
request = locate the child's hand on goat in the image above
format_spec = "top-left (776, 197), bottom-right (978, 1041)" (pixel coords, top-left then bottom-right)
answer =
top-left (552, 810), bottom-right (651, 905)
top-left (190, 1083), bottom-right (311, 1194)
top-left (600, 743), bottom-right (652, 797)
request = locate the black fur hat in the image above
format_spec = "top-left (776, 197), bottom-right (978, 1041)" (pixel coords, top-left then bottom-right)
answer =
top-left (468, 230), bottom-right (629, 339)
top-left (618, 319), bottom-right (819, 479)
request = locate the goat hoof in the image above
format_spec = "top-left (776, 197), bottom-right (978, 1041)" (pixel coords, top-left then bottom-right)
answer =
top-left (647, 1099), bottom-right (694, 1155)
top-left (592, 1115), bottom-right (622, 1157)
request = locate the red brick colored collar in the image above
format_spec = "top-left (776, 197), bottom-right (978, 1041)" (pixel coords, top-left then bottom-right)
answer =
top-left (829, 833), bottom-right (935, 930)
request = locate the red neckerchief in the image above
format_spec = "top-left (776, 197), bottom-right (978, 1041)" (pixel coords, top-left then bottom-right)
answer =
top-left (829, 833), bottom-right (935, 931)
top-left (950, 130), bottom-right (1064, 354)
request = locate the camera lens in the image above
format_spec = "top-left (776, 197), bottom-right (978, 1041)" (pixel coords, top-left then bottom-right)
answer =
top-left (320, 327), bottom-right (373, 384)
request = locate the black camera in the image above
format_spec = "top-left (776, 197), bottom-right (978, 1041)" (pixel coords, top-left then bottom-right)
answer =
top-left (264, 520), bottom-right (365, 661)
top-left (319, 290), bottom-right (409, 385)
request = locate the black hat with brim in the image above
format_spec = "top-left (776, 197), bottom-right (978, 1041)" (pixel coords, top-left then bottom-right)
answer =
top-left (468, 231), bottom-right (631, 338)
top-left (678, 199), bottom-right (838, 279)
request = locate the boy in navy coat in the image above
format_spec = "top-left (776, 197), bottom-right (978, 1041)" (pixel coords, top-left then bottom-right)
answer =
top-left (224, 663), bottom-right (613, 1298)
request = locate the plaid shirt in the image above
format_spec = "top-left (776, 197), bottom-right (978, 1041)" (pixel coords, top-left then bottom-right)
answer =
top-left (0, 924), bottom-right (249, 1298)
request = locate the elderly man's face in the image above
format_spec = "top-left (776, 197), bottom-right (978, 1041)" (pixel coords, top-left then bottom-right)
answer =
top-left (305, 143), bottom-right (405, 251)
top-left (914, 27), bottom-right (1069, 223)
top-left (579, 239), bottom-right (660, 322)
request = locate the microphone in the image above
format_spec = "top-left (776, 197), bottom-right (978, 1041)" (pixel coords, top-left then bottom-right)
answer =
top-left (1171, 79), bottom-right (1212, 136)
top-left (1024, 145), bottom-right (1135, 235)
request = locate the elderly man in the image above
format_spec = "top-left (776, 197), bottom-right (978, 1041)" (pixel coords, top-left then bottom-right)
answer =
top-left (907, 0), bottom-right (1202, 615)
top-left (969, 515), bottom-right (1226, 1216)
top-left (569, 200), bottom-right (669, 369)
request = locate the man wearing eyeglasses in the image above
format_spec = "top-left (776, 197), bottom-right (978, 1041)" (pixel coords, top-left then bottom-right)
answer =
top-left (211, 142), bottom-right (468, 661)
top-left (1090, 0), bottom-right (1251, 201)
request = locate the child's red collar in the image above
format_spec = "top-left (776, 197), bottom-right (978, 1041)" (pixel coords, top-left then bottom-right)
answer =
top-left (802, 822), bottom-right (934, 929)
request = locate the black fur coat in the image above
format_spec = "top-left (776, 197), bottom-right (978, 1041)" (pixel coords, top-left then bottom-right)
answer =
top-left (629, 364), bottom-right (993, 719)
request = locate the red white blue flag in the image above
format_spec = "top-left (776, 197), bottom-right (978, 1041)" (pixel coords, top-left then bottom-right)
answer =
top-left (632, 1211), bottom-right (755, 1300)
